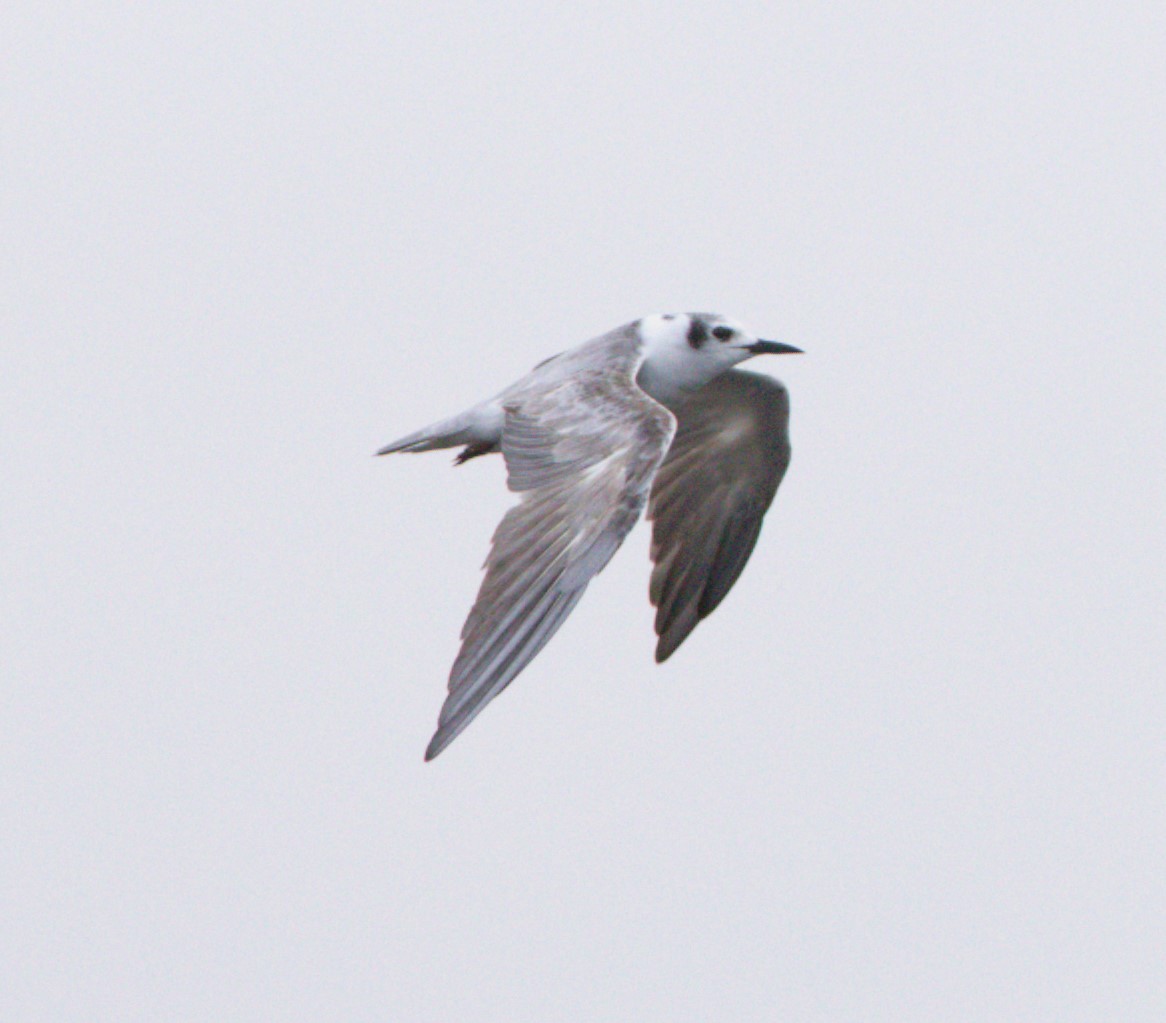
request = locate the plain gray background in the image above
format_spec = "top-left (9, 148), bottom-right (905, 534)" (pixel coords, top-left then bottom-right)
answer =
top-left (3, 2), bottom-right (1164, 1020)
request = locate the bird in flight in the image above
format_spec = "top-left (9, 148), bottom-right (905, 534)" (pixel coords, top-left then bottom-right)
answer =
top-left (378, 313), bottom-right (802, 759)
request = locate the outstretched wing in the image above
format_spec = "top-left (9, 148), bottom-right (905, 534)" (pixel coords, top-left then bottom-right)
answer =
top-left (426, 337), bottom-right (675, 759)
top-left (647, 369), bottom-right (791, 663)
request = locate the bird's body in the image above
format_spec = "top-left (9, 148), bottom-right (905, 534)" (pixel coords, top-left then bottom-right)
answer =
top-left (378, 313), bottom-right (800, 759)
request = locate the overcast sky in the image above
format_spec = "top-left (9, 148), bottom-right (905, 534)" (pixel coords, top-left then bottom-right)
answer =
top-left (2, 2), bottom-right (1164, 1020)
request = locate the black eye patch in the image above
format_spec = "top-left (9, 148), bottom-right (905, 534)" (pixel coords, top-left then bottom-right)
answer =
top-left (712, 326), bottom-right (734, 341)
top-left (687, 319), bottom-right (709, 347)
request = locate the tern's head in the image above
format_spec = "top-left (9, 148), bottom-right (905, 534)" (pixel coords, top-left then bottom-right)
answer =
top-left (636, 313), bottom-right (801, 403)
top-left (638, 310), bottom-right (802, 403)
top-left (639, 312), bottom-right (801, 367)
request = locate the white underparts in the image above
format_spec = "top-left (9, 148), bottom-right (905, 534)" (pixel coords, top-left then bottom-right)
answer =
top-left (466, 401), bottom-right (505, 445)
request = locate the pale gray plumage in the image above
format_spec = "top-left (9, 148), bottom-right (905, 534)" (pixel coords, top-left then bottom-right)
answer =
top-left (423, 324), bottom-right (675, 760)
top-left (377, 313), bottom-right (799, 759)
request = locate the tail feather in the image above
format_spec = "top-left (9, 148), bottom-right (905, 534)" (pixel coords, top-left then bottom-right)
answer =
top-left (376, 403), bottom-right (503, 459)
top-left (375, 425), bottom-right (458, 456)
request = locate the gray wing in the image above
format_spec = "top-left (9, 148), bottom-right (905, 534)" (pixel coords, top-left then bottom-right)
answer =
top-left (425, 338), bottom-right (675, 760)
top-left (647, 369), bottom-right (791, 663)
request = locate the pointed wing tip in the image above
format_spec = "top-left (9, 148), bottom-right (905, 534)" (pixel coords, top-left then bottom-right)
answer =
top-left (653, 603), bottom-right (700, 664)
top-left (425, 707), bottom-right (475, 759)
top-left (654, 633), bottom-right (681, 664)
top-left (425, 718), bottom-right (462, 760)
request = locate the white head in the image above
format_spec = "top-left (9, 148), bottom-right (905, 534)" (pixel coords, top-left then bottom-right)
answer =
top-left (635, 312), bottom-right (801, 404)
